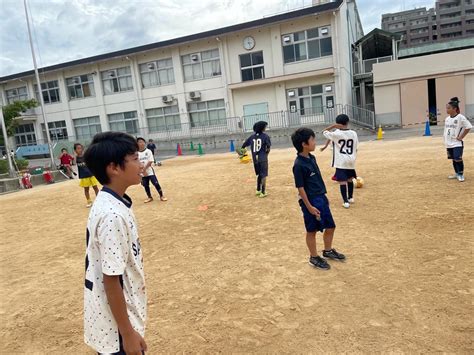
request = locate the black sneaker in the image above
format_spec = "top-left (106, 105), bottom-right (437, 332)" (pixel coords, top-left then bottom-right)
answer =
top-left (323, 248), bottom-right (346, 261)
top-left (309, 256), bottom-right (331, 270)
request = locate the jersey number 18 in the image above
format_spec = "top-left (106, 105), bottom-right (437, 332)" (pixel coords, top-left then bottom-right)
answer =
top-left (252, 138), bottom-right (262, 153)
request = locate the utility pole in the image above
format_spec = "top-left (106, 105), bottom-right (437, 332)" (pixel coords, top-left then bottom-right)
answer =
top-left (0, 108), bottom-right (16, 178)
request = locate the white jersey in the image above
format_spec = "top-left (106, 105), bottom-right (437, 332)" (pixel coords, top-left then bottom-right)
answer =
top-left (323, 129), bottom-right (359, 169)
top-left (84, 187), bottom-right (146, 353)
top-left (444, 114), bottom-right (472, 148)
top-left (138, 148), bottom-right (155, 176)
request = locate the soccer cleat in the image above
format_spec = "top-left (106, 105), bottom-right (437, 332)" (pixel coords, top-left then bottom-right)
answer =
top-left (448, 175), bottom-right (458, 179)
top-left (258, 192), bottom-right (268, 198)
top-left (255, 190), bottom-right (261, 196)
top-left (309, 256), bottom-right (330, 270)
top-left (160, 196), bottom-right (168, 201)
top-left (144, 197), bottom-right (153, 203)
top-left (348, 198), bottom-right (354, 204)
top-left (323, 248), bottom-right (346, 261)
top-left (343, 202), bottom-right (350, 208)
top-left (457, 174), bottom-right (465, 182)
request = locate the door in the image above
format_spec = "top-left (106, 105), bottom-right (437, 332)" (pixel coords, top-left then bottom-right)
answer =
top-left (400, 80), bottom-right (428, 126)
top-left (435, 75), bottom-right (465, 122)
top-left (243, 102), bottom-right (268, 132)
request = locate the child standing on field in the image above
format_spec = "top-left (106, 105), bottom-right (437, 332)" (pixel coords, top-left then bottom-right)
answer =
top-left (83, 132), bottom-right (148, 355)
top-left (292, 127), bottom-right (346, 270)
top-left (74, 143), bottom-right (99, 208)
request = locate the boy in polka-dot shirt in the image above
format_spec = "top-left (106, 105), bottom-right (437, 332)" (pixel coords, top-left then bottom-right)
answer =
top-left (83, 132), bottom-right (147, 355)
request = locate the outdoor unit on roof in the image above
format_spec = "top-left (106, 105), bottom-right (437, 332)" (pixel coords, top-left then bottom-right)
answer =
top-left (162, 95), bottom-right (174, 104)
top-left (107, 70), bottom-right (116, 78)
top-left (189, 91), bottom-right (201, 100)
top-left (147, 62), bottom-right (156, 70)
top-left (191, 54), bottom-right (199, 61)
top-left (283, 35), bottom-right (292, 43)
top-left (320, 27), bottom-right (329, 35)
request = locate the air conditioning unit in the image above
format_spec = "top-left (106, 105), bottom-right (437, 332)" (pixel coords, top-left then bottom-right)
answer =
top-left (320, 27), bottom-right (329, 35)
top-left (325, 85), bottom-right (332, 92)
top-left (147, 62), bottom-right (156, 70)
top-left (189, 91), bottom-right (201, 100)
top-left (283, 35), bottom-right (292, 43)
top-left (162, 95), bottom-right (174, 104)
top-left (107, 70), bottom-right (116, 78)
top-left (191, 54), bottom-right (200, 61)
top-left (287, 90), bottom-right (295, 97)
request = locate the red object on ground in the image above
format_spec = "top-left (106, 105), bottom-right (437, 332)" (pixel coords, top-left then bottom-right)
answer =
top-left (43, 170), bottom-right (54, 184)
top-left (177, 143), bottom-right (183, 156)
top-left (21, 174), bottom-right (33, 189)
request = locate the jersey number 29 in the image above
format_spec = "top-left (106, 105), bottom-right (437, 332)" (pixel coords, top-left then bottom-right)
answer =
top-left (338, 139), bottom-right (354, 155)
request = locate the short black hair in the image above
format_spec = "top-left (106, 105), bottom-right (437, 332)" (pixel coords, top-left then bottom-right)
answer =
top-left (73, 143), bottom-right (83, 151)
top-left (336, 114), bottom-right (349, 125)
top-left (84, 132), bottom-right (138, 185)
top-left (448, 96), bottom-right (460, 108)
top-left (291, 127), bottom-right (315, 153)
top-left (137, 137), bottom-right (146, 143)
top-left (253, 121), bottom-right (268, 134)
top-left (61, 148), bottom-right (67, 152)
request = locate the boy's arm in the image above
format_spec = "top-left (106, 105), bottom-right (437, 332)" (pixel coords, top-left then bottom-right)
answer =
top-left (320, 139), bottom-right (331, 151)
top-left (322, 124), bottom-right (344, 141)
top-left (457, 117), bottom-right (472, 140)
top-left (241, 136), bottom-right (251, 149)
top-left (103, 276), bottom-right (147, 355)
top-left (297, 187), bottom-right (320, 217)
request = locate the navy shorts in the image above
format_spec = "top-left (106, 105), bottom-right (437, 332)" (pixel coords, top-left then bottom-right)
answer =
top-left (447, 146), bottom-right (463, 160)
top-left (334, 168), bottom-right (357, 182)
top-left (299, 195), bottom-right (336, 233)
top-left (142, 175), bottom-right (160, 186)
top-left (254, 161), bottom-right (268, 177)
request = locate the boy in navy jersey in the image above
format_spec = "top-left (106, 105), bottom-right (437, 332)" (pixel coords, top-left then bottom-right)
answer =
top-left (241, 121), bottom-right (271, 197)
top-left (292, 127), bottom-right (345, 270)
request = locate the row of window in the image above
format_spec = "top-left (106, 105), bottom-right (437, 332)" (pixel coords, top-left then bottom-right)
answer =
top-left (5, 26), bottom-right (334, 105)
top-left (14, 83), bottom-right (334, 145)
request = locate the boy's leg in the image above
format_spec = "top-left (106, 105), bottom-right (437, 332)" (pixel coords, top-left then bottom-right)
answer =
top-left (339, 182), bottom-right (348, 203)
top-left (306, 232), bottom-right (317, 257)
top-left (322, 228), bottom-right (335, 251)
top-left (150, 175), bottom-right (164, 197)
top-left (84, 186), bottom-right (91, 201)
top-left (261, 177), bottom-right (266, 194)
top-left (93, 185), bottom-right (99, 196)
top-left (142, 177), bottom-right (152, 198)
top-left (256, 175), bottom-right (262, 192)
top-left (347, 179), bottom-right (354, 200)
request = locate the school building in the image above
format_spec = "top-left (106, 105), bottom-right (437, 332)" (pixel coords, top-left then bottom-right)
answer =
top-left (0, 0), bottom-right (366, 158)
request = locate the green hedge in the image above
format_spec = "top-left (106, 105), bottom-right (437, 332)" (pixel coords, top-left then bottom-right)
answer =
top-left (0, 158), bottom-right (29, 174)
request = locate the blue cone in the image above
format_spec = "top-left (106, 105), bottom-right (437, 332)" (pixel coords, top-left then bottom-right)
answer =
top-left (229, 140), bottom-right (235, 152)
top-left (423, 120), bottom-right (432, 136)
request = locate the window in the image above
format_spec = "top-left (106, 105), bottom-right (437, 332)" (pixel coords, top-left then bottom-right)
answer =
top-left (34, 80), bottom-right (60, 104)
top-left (139, 58), bottom-right (175, 88)
top-left (108, 111), bottom-right (139, 134)
top-left (282, 26), bottom-right (332, 64)
top-left (101, 67), bottom-right (133, 94)
top-left (240, 51), bottom-right (264, 82)
top-left (66, 74), bottom-right (95, 100)
top-left (14, 123), bottom-right (36, 146)
top-left (73, 116), bottom-right (102, 139)
top-left (188, 99), bottom-right (226, 127)
top-left (182, 49), bottom-right (221, 81)
top-left (146, 105), bottom-right (181, 132)
top-left (6, 86), bottom-right (28, 104)
top-left (287, 84), bottom-right (334, 115)
top-left (41, 120), bottom-right (68, 141)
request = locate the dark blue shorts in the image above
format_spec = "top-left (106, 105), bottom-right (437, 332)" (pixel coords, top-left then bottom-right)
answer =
top-left (299, 195), bottom-right (336, 233)
top-left (142, 175), bottom-right (160, 186)
top-left (254, 161), bottom-right (268, 177)
top-left (334, 168), bottom-right (357, 182)
top-left (447, 146), bottom-right (463, 160)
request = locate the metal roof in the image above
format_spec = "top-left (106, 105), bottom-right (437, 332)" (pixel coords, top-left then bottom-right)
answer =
top-left (398, 37), bottom-right (474, 58)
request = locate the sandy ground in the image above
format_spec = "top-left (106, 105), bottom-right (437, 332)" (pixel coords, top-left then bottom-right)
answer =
top-left (0, 135), bottom-right (473, 354)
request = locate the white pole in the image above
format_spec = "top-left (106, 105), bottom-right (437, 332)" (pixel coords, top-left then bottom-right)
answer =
top-left (23, 0), bottom-right (56, 169)
top-left (0, 108), bottom-right (16, 178)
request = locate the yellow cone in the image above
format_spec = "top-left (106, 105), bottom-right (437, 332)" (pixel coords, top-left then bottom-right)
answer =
top-left (376, 125), bottom-right (383, 140)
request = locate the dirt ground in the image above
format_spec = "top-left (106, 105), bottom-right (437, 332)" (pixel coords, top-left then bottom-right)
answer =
top-left (0, 135), bottom-right (473, 354)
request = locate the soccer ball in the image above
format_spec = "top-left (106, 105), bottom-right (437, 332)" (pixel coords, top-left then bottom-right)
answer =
top-left (353, 176), bottom-right (364, 188)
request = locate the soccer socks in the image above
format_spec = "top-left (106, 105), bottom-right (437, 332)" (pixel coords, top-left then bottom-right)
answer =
top-left (339, 184), bottom-right (348, 203)
top-left (347, 181), bottom-right (354, 199)
top-left (457, 161), bottom-right (464, 174)
top-left (257, 175), bottom-right (262, 192)
top-left (453, 160), bottom-right (459, 174)
top-left (261, 177), bottom-right (266, 194)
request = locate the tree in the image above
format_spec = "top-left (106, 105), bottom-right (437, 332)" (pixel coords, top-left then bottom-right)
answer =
top-left (0, 99), bottom-right (38, 146)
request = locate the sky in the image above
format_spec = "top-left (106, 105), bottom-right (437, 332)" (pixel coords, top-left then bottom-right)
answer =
top-left (0, 0), bottom-right (435, 77)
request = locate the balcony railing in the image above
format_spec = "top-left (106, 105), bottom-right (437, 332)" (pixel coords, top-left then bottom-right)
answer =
top-left (353, 55), bottom-right (393, 75)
